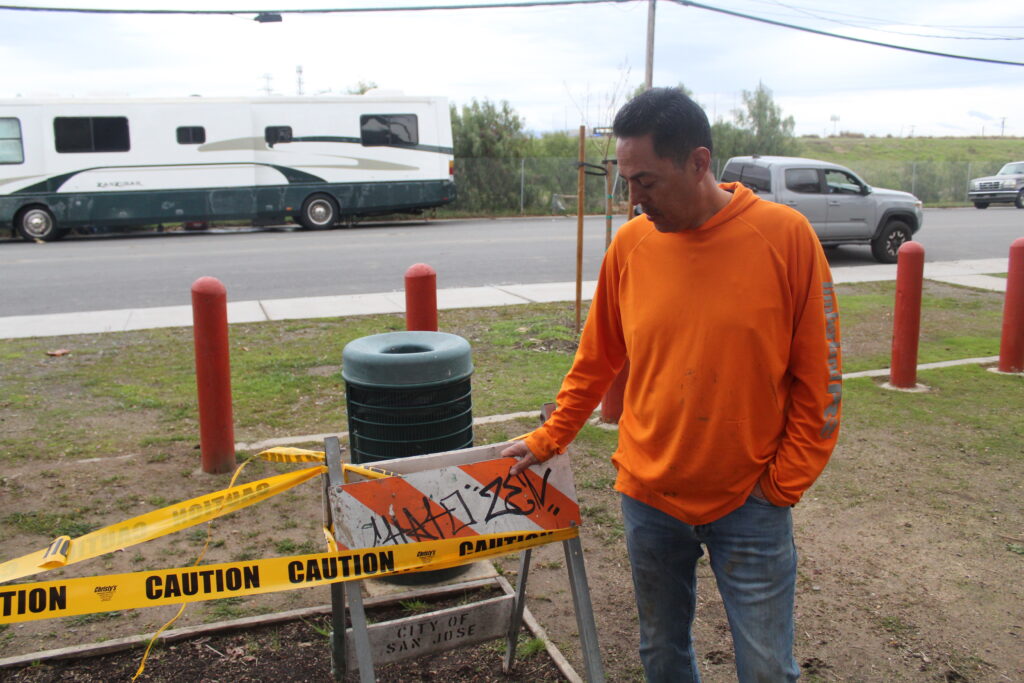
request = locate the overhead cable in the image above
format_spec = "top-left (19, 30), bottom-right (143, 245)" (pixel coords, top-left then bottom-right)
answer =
top-left (672, 0), bottom-right (1024, 67)
top-left (0, 0), bottom-right (626, 15)
top-left (0, 0), bottom-right (1021, 67)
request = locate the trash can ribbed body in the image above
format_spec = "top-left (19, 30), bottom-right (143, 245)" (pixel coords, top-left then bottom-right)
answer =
top-left (342, 331), bottom-right (474, 585)
top-left (342, 331), bottom-right (473, 465)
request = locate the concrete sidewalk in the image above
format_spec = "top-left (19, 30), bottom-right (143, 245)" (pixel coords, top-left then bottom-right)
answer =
top-left (0, 257), bottom-right (1009, 340)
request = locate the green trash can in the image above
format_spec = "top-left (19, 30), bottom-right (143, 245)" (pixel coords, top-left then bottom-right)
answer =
top-left (342, 331), bottom-right (473, 465)
top-left (342, 331), bottom-right (474, 584)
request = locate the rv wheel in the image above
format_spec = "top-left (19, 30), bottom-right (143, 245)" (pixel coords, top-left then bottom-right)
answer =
top-left (17, 206), bottom-right (64, 242)
top-left (298, 194), bottom-right (338, 230)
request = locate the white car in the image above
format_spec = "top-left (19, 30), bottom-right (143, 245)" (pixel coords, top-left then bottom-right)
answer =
top-left (968, 161), bottom-right (1024, 209)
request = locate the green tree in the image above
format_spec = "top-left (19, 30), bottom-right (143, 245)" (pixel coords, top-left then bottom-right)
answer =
top-left (450, 99), bottom-right (529, 212)
top-left (710, 82), bottom-right (797, 168)
top-left (710, 120), bottom-right (750, 173)
top-left (732, 82), bottom-right (797, 156)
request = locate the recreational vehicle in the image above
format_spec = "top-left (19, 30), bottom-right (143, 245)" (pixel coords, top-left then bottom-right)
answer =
top-left (0, 95), bottom-right (456, 241)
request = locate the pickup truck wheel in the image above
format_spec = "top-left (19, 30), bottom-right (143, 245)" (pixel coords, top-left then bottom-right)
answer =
top-left (870, 219), bottom-right (911, 264)
top-left (297, 194), bottom-right (338, 230)
top-left (973, 201), bottom-right (989, 209)
top-left (1015, 189), bottom-right (1024, 209)
top-left (16, 206), bottom-right (65, 242)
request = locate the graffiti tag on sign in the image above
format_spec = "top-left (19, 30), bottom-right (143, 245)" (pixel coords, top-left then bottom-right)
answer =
top-left (332, 455), bottom-right (580, 550)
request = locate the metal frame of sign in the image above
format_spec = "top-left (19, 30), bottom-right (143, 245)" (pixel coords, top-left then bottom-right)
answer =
top-left (321, 435), bottom-right (604, 682)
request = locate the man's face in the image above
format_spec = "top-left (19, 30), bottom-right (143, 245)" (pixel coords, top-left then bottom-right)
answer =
top-left (617, 134), bottom-right (703, 233)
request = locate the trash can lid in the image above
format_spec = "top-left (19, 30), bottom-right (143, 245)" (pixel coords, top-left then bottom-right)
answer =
top-left (342, 331), bottom-right (473, 387)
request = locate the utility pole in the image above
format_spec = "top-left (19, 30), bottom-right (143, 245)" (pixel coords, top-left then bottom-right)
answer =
top-left (261, 73), bottom-right (273, 96)
top-left (296, 65), bottom-right (304, 96)
top-left (645, 0), bottom-right (656, 90)
top-left (1001, 117), bottom-right (1007, 136)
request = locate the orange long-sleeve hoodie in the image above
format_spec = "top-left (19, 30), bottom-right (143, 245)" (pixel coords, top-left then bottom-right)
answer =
top-left (524, 182), bottom-right (842, 525)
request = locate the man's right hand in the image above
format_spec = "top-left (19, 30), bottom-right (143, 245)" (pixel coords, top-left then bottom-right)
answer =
top-left (502, 440), bottom-right (540, 476)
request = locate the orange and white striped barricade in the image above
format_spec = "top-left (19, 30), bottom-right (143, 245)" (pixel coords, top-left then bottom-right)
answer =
top-left (322, 436), bottom-right (603, 683)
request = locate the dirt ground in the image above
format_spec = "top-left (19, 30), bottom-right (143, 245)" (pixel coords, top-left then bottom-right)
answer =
top-left (1, 592), bottom-right (567, 682)
top-left (2, 397), bottom-right (1022, 682)
top-left (1, 282), bottom-right (1022, 682)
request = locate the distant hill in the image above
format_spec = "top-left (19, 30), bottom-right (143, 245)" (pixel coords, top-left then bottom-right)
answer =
top-left (796, 136), bottom-right (1024, 163)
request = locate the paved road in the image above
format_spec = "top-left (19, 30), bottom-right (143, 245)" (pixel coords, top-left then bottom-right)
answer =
top-left (1, 207), bottom-right (1020, 317)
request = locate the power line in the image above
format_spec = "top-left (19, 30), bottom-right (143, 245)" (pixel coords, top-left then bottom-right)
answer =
top-left (763, 0), bottom-right (1023, 41)
top-left (2, 0), bottom-right (1023, 67)
top-left (672, 0), bottom-right (1024, 67)
top-left (754, 0), bottom-right (1024, 31)
top-left (0, 0), bottom-right (626, 15)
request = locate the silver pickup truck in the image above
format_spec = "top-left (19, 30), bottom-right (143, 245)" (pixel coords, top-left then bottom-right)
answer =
top-left (968, 161), bottom-right (1024, 209)
top-left (720, 155), bottom-right (924, 263)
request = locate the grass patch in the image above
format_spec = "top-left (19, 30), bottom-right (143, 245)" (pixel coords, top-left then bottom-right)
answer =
top-left (67, 611), bottom-right (123, 626)
top-left (274, 539), bottom-right (320, 555)
top-left (399, 599), bottom-right (431, 614)
top-left (207, 597), bottom-right (247, 620)
top-left (0, 282), bottom-right (1020, 683)
top-left (302, 617), bottom-right (331, 639)
top-left (519, 636), bottom-right (547, 658)
top-left (1, 284), bottom-right (1006, 467)
top-left (3, 512), bottom-right (93, 538)
top-left (836, 281), bottom-right (1004, 372)
top-left (842, 366), bottom-right (1024, 464)
top-left (877, 615), bottom-right (918, 637)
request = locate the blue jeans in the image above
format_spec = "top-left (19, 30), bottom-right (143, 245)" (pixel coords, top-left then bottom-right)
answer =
top-left (621, 493), bottom-right (800, 682)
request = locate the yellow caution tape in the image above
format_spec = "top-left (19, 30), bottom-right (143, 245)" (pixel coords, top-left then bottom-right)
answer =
top-left (255, 447), bottom-right (325, 463)
top-left (0, 466), bottom-right (326, 585)
top-left (39, 536), bottom-right (71, 570)
top-left (256, 447), bottom-right (396, 481)
top-left (133, 453), bottom-right (261, 681)
top-left (342, 462), bottom-right (397, 482)
top-left (0, 528), bottom-right (578, 625)
top-left (323, 526), bottom-right (339, 553)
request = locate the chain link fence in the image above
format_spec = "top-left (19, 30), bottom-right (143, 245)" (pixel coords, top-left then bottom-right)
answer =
top-left (442, 157), bottom-right (1001, 216)
top-left (444, 157), bottom-right (626, 216)
top-left (839, 160), bottom-right (1005, 204)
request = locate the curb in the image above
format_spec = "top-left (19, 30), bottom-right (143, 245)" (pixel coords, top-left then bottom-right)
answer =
top-left (0, 257), bottom-right (1010, 340)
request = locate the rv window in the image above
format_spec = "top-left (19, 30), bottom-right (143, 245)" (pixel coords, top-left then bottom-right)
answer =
top-left (54, 117), bottom-right (130, 153)
top-left (265, 126), bottom-right (292, 146)
top-left (177, 126), bottom-right (206, 145)
top-left (0, 118), bottom-right (24, 164)
top-left (360, 114), bottom-right (418, 147)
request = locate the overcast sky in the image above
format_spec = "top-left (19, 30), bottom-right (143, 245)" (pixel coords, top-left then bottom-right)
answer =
top-left (2, 0), bottom-right (1023, 138)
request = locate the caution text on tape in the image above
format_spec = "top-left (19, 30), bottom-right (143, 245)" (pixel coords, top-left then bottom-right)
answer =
top-left (0, 528), bottom-right (577, 625)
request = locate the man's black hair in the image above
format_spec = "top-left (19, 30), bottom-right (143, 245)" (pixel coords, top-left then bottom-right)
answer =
top-left (612, 87), bottom-right (713, 164)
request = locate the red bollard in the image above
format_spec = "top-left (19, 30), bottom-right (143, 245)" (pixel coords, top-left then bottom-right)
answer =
top-left (998, 237), bottom-right (1024, 373)
top-left (890, 241), bottom-right (925, 388)
top-left (191, 277), bottom-right (236, 474)
top-left (405, 263), bottom-right (438, 331)
top-left (600, 360), bottom-right (629, 424)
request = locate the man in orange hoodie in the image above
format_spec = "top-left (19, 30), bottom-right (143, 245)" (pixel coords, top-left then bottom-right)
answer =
top-left (503, 88), bottom-right (841, 681)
